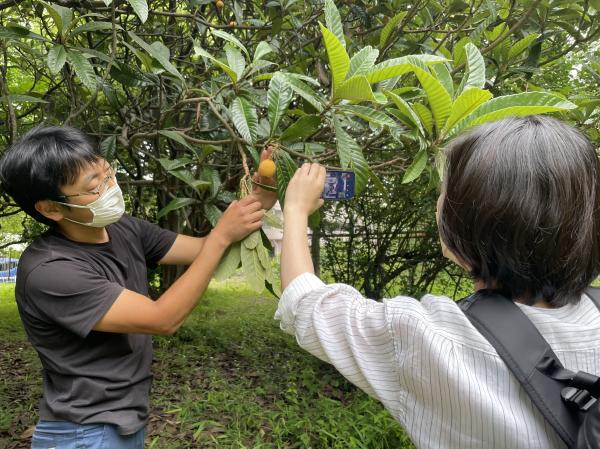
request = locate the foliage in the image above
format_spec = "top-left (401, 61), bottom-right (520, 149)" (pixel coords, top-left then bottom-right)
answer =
top-left (0, 0), bottom-right (598, 293)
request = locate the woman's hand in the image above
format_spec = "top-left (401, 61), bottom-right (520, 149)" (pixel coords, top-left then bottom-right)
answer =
top-left (212, 195), bottom-right (264, 246)
top-left (284, 163), bottom-right (326, 216)
top-left (251, 149), bottom-right (278, 210)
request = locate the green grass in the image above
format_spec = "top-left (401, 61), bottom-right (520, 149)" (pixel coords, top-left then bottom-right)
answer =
top-left (0, 281), bottom-right (414, 449)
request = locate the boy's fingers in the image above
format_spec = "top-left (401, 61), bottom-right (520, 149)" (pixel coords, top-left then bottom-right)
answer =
top-left (247, 210), bottom-right (265, 223)
top-left (239, 195), bottom-right (261, 207)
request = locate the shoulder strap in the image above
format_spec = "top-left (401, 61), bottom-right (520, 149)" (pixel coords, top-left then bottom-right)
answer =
top-left (459, 290), bottom-right (580, 449)
top-left (584, 287), bottom-right (600, 311)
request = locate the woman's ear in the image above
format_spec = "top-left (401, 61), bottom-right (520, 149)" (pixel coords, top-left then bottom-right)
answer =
top-left (35, 200), bottom-right (64, 223)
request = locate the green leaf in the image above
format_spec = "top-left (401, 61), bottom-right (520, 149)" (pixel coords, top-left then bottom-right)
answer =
top-left (241, 245), bottom-right (266, 292)
top-left (42, 2), bottom-right (73, 35)
top-left (129, 31), bottom-right (183, 80)
top-left (442, 87), bottom-right (493, 135)
top-left (47, 44), bottom-right (67, 74)
top-left (334, 75), bottom-right (377, 102)
top-left (384, 90), bottom-right (424, 134)
top-left (66, 50), bottom-right (97, 90)
top-left (194, 45), bottom-right (237, 83)
top-left (158, 157), bottom-right (193, 171)
top-left (449, 92), bottom-right (577, 137)
top-left (413, 103), bottom-right (433, 136)
top-left (333, 117), bottom-right (369, 193)
top-left (279, 73), bottom-right (325, 112)
top-left (225, 45), bottom-right (246, 80)
top-left (336, 105), bottom-right (396, 128)
top-left (402, 149), bottom-right (428, 184)
top-left (319, 23), bottom-right (350, 92)
top-left (274, 151), bottom-right (298, 209)
top-left (126, 0), bottom-right (148, 23)
top-left (157, 198), bottom-right (198, 219)
top-left (280, 115), bottom-right (321, 143)
top-left (212, 29), bottom-right (250, 58)
top-left (268, 73), bottom-right (293, 136)
top-left (411, 66), bottom-right (452, 135)
top-left (204, 204), bottom-right (222, 226)
top-left (158, 130), bottom-right (195, 151)
top-left (253, 41), bottom-right (273, 62)
top-left (214, 243), bottom-right (241, 281)
top-left (380, 11), bottom-right (407, 48)
top-left (365, 55), bottom-right (447, 84)
top-left (431, 63), bottom-right (454, 98)
top-left (242, 230), bottom-right (261, 250)
top-left (324, 0), bottom-right (345, 49)
top-left (72, 21), bottom-right (121, 35)
top-left (508, 33), bottom-right (540, 59)
top-left (459, 43), bottom-right (486, 93)
top-left (230, 97), bottom-right (258, 144)
top-left (100, 135), bottom-right (117, 160)
top-left (169, 169), bottom-right (212, 191)
top-left (0, 25), bottom-right (48, 41)
top-left (347, 46), bottom-right (379, 78)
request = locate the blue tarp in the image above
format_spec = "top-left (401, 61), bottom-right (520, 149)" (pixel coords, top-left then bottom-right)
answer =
top-left (0, 258), bottom-right (18, 282)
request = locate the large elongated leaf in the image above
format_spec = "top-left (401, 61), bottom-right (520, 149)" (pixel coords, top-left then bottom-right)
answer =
top-left (413, 103), bottom-right (433, 136)
top-left (241, 245), bottom-right (266, 292)
top-left (42, 2), bottom-right (72, 35)
top-left (384, 90), bottom-right (424, 134)
top-left (157, 197), bottom-right (198, 219)
top-left (129, 31), bottom-right (183, 80)
top-left (214, 243), bottom-right (241, 281)
top-left (72, 21), bottom-right (121, 35)
top-left (347, 46), bottom-right (379, 78)
top-left (365, 55), bottom-right (447, 84)
top-left (0, 25), bottom-right (48, 41)
top-left (47, 44), bottom-right (67, 74)
top-left (158, 157), bottom-right (193, 172)
top-left (279, 73), bottom-right (324, 112)
top-left (319, 23), bottom-right (350, 92)
top-left (412, 66), bottom-right (452, 135)
top-left (336, 105), bottom-right (396, 128)
top-left (324, 0), bottom-right (345, 49)
top-left (67, 50), bottom-right (97, 90)
top-left (253, 41), bottom-right (273, 62)
top-left (280, 115), bottom-right (321, 143)
top-left (442, 87), bottom-right (493, 136)
top-left (212, 29), bottom-right (250, 58)
top-left (334, 75), bottom-right (377, 102)
top-left (230, 97), bottom-right (258, 144)
top-left (402, 149), bottom-right (428, 184)
top-left (268, 73), bottom-right (293, 136)
top-left (449, 92), bottom-right (578, 138)
top-left (158, 130), bottom-right (195, 151)
top-left (333, 117), bottom-right (369, 193)
top-left (380, 11), bottom-right (408, 48)
top-left (127, 0), bottom-right (148, 23)
top-left (508, 33), bottom-right (540, 59)
top-left (225, 46), bottom-right (246, 80)
top-left (194, 45), bottom-right (237, 83)
top-left (458, 43), bottom-right (486, 94)
top-left (274, 151), bottom-right (298, 209)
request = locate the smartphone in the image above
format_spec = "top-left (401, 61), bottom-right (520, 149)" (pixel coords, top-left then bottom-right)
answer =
top-left (321, 170), bottom-right (355, 200)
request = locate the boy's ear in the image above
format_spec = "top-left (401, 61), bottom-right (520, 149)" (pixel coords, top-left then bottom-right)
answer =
top-left (35, 200), bottom-right (64, 223)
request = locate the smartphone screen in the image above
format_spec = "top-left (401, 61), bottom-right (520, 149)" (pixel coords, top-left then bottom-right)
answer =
top-left (321, 170), bottom-right (355, 200)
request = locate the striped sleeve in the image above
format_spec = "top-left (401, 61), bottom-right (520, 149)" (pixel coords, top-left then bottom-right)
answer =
top-left (274, 272), bottom-right (402, 405)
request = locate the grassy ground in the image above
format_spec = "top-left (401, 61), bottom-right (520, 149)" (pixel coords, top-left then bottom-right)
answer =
top-left (0, 282), bottom-right (415, 449)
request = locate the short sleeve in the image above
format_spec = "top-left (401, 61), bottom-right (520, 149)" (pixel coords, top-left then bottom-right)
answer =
top-left (128, 216), bottom-right (177, 267)
top-left (24, 260), bottom-right (124, 338)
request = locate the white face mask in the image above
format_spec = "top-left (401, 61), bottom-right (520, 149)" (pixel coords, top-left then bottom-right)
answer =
top-left (56, 183), bottom-right (125, 228)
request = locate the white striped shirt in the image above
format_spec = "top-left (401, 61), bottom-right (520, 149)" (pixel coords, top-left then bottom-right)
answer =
top-left (274, 272), bottom-right (600, 449)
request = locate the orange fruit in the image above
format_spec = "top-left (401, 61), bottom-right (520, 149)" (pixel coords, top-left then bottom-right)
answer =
top-left (258, 159), bottom-right (276, 178)
top-left (216, 0), bottom-right (224, 8)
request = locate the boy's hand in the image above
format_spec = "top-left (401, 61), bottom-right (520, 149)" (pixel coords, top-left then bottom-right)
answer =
top-left (212, 196), bottom-right (264, 246)
top-left (251, 149), bottom-right (278, 210)
top-left (284, 163), bottom-right (326, 216)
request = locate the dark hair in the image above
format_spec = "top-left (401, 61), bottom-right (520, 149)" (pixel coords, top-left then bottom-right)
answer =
top-left (438, 115), bottom-right (600, 307)
top-left (0, 125), bottom-right (102, 227)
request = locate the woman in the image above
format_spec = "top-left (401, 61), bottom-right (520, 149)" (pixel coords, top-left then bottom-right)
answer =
top-left (276, 115), bottom-right (600, 449)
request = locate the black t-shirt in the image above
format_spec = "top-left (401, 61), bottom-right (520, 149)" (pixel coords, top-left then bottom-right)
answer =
top-left (15, 215), bottom-right (177, 435)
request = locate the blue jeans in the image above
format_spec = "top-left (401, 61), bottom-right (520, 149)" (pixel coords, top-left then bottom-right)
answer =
top-left (30, 421), bottom-right (145, 449)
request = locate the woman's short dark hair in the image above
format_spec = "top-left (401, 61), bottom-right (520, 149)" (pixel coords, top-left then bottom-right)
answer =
top-left (438, 115), bottom-right (600, 307)
top-left (0, 125), bottom-right (102, 227)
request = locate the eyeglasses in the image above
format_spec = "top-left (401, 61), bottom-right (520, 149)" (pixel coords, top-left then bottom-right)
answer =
top-left (57, 161), bottom-right (118, 200)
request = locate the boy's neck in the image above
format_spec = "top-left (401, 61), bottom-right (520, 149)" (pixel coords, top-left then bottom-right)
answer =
top-left (473, 280), bottom-right (555, 309)
top-left (55, 221), bottom-right (110, 244)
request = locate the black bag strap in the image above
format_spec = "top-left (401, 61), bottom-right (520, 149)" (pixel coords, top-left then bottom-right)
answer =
top-left (584, 287), bottom-right (600, 310)
top-left (459, 290), bottom-right (582, 448)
